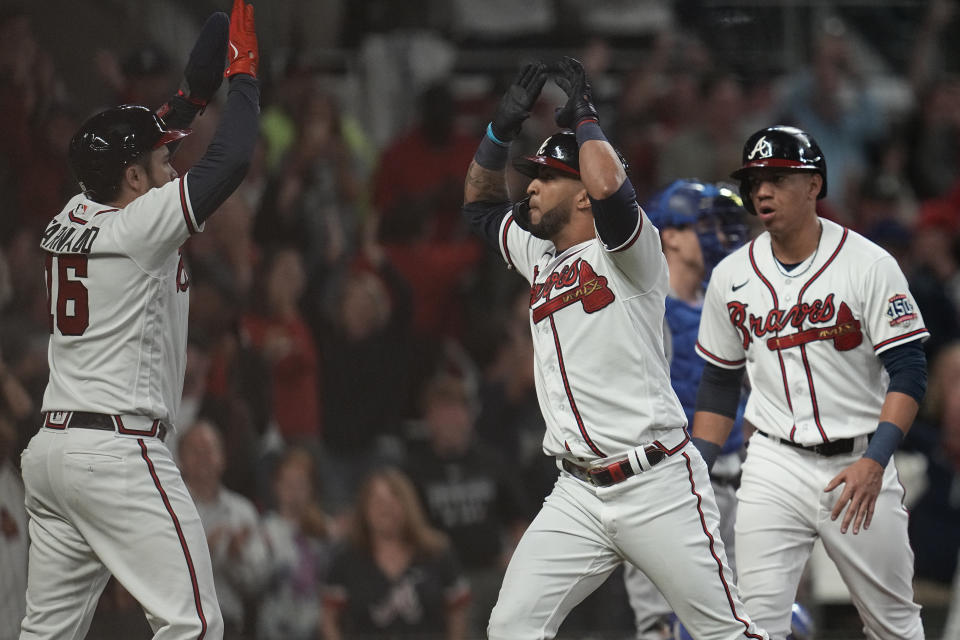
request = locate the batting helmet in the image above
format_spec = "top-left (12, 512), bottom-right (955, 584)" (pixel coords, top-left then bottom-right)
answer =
top-left (730, 125), bottom-right (827, 214)
top-left (513, 131), bottom-right (580, 178)
top-left (68, 105), bottom-right (191, 203)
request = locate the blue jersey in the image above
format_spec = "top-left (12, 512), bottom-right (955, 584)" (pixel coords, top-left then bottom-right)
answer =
top-left (665, 296), bottom-right (744, 454)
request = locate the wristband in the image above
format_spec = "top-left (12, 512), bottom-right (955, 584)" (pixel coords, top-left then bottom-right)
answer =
top-left (575, 119), bottom-right (606, 145)
top-left (474, 132), bottom-right (509, 171)
top-left (863, 421), bottom-right (904, 467)
top-left (486, 122), bottom-right (510, 147)
top-left (692, 437), bottom-right (722, 473)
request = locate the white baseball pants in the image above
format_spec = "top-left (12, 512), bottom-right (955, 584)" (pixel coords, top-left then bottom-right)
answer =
top-left (488, 445), bottom-right (767, 640)
top-left (734, 433), bottom-right (923, 640)
top-left (19, 428), bottom-right (223, 639)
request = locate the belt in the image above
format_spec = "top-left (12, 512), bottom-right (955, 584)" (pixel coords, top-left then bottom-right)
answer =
top-left (561, 446), bottom-right (666, 487)
top-left (755, 429), bottom-right (866, 457)
top-left (44, 411), bottom-right (168, 442)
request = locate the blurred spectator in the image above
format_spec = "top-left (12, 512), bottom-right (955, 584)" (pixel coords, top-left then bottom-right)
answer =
top-left (316, 244), bottom-right (413, 514)
top-left (0, 417), bottom-right (27, 639)
top-left (907, 198), bottom-right (960, 361)
top-left (372, 80), bottom-right (475, 244)
top-left (241, 247), bottom-right (322, 448)
top-left (94, 43), bottom-right (176, 110)
top-left (258, 448), bottom-right (332, 640)
top-left (403, 372), bottom-right (527, 636)
top-left (321, 467), bottom-right (470, 640)
top-left (255, 84), bottom-right (371, 315)
top-left (904, 0), bottom-right (960, 200)
top-left (656, 72), bottom-right (750, 187)
top-left (902, 75), bottom-right (960, 201)
top-left (0, 8), bottom-right (66, 241)
top-left (179, 420), bottom-right (270, 639)
top-left (906, 342), bottom-right (960, 585)
top-left (776, 22), bottom-right (885, 211)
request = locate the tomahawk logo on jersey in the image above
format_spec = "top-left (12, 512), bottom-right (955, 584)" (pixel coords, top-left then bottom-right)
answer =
top-left (498, 204), bottom-right (687, 460)
top-left (696, 218), bottom-right (928, 445)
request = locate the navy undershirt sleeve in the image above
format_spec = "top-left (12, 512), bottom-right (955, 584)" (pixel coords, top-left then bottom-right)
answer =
top-left (186, 76), bottom-right (260, 224)
top-left (462, 200), bottom-right (513, 251)
top-left (695, 362), bottom-right (745, 419)
top-left (589, 179), bottom-right (640, 250)
top-left (878, 340), bottom-right (927, 403)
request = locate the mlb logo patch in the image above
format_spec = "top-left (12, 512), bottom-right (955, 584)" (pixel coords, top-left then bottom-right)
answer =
top-left (886, 294), bottom-right (917, 327)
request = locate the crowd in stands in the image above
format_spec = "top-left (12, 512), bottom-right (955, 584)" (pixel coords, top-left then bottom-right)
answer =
top-left (2, 1), bottom-right (960, 638)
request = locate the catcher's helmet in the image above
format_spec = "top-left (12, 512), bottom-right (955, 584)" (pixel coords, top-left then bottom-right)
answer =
top-left (68, 105), bottom-right (191, 203)
top-left (645, 179), bottom-right (748, 278)
top-left (730, 125), bottom-right (826, 214)
top-left (513, 131), bottom-right (580, 179)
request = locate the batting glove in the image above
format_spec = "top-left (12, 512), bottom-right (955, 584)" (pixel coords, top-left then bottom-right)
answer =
top-left (553, 56), bottom-right (599, 129)
top-left (156, 12), bottom-right (228, 125)
top-left (225, 0), bottom-right (258, 79)
top-left (182, 12), bottom-right (229, 106)
top-left (490, 61), bottom-right (548, 143)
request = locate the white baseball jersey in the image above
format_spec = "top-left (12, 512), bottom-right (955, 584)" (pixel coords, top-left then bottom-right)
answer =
top-left (696, 217), bottom-right (928, 443)
top-left (497, 206), bottom-right (686, 460)
top-left (40, 177), bottom-right (203, 427)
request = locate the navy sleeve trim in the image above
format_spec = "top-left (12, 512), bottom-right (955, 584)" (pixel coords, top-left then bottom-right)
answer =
top-left (878, 340), bottom-right (927, 404)
top-left (590, 179), bottom-right (641, 250)
top-left (186, 76), bottom-right (260, 225)
top-left (695, 362), bottom-right (744, 419)
top-left (462, 200), bottom-right (512, 252)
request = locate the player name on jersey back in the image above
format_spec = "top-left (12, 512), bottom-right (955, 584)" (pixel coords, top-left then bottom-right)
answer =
top-left (41, 213), bottom-right (103, 254)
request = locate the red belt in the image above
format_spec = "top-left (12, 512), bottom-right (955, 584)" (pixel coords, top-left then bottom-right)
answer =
top-left (562, 446), bottom-right (666, 487)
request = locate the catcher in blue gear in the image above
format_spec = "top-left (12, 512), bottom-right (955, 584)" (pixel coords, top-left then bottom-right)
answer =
top-left (623, 179), bottom-right (752, 639)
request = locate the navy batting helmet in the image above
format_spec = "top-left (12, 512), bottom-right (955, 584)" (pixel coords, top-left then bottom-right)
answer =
top-left (731, 125), bottom-right (826, 214)
top-left (68, 105), bottom-right (191, 203)
top-left (513, 131), bottom-right (580, 179)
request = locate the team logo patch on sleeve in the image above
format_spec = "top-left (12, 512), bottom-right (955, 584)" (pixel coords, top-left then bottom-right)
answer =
top-left (886, 294), bottom-right (917, 327)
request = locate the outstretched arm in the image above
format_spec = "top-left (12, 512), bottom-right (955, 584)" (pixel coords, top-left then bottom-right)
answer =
top-left (462, 62), bottom-right (546, 248)
top-left (463, 62), bottom-right (546, 205)
top-left (553, 57), bottom-right (636, 247)
top-left (184, 0), bottom-right (261, 224)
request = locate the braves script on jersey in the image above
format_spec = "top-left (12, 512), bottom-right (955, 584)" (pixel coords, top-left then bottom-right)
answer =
top-left (40, 178), bottom-right (201, 426)
top-left (498, 209), bottom-right (687, 459)
top-left (696, 218), bottom-right (927, 443)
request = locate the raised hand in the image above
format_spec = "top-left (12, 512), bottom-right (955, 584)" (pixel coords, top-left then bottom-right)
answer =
top-left (490, 62), bottom-right (548, 143)
top-left (553, 56), bottom-right (599, 129)
top-left (225, 0), bottom-right (258, 79)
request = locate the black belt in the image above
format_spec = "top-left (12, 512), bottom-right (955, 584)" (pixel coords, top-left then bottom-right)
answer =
top-left (46, 412), bottom-right (168, 442)
top-left (756, 429), bottom-right (863, 457)
top-left (562, 446), bottom-right (666, 487)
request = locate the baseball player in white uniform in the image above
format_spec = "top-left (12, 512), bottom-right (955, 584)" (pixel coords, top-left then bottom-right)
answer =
top-left (693, 125), bottom-right (927, 639)
top-left (19, 2), bottom-right (260, 638)
top-left (463, 57), bottom-right (767, 640)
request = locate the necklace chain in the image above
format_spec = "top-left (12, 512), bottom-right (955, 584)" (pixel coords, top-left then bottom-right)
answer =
top-left (771, 222), bottom-right (823, 278)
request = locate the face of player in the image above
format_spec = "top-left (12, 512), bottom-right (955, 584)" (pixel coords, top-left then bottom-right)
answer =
top-left (663, 226), bottom-right (704, 275)
top-left (743, 169), bottom-right (821, 235)
top-left (525, 167), bottom-right (581, 241)
top-left (135, 145), bottom-right (178, 194)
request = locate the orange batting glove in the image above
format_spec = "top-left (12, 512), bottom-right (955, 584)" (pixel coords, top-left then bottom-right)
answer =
top-left (224, 0), bottom-right (258, 79)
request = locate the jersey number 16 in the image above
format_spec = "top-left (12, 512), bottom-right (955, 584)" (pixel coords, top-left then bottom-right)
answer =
top-left (44, 254), bottom-right (89, 336)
